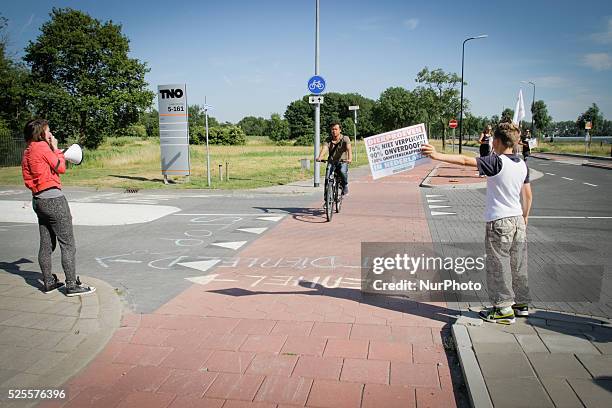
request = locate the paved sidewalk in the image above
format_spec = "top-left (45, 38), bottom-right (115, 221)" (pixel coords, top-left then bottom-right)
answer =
top-left (0, 270), bottom-right (121, 408)
top-left (23, 161), bottom-right (471, 408)
top-left (430, 164), bottom-right (612, 408)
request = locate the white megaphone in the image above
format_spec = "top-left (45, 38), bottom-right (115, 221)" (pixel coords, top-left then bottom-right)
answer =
top-left (62, 144), bottom-right (83, 165)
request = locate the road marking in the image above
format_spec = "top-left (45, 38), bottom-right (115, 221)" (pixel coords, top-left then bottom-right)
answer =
top-left (583, 182), bottom-right (598, 187)
top-left (178, 259), bottom-right (221, 272)
top-left (237, 227), bottom-right (268, 234)
top-left (545, 173), bottom-right (556, 176)
top-left (561, 177), bottom-right (574, 181)
top-left (257, 216), bottom-right (284, 222)
top-left (426, 194), bottom-right (444, 198)
top-left (431, 211), bottom-right (456, 216)
top-left (211, 241), bottom-right (248, 250)
top-left (174, 213), bottom-right (284, 216)
top-left (185, 274), bottom-right (238, 285)
top-left (427, 199), bottom-right (447, 203)
top-left (428, 205), bottom-right (452, 209)
top-left (530, 216), bottom-right (612, 219)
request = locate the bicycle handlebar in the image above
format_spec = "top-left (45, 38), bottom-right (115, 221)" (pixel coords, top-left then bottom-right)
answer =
top-left (316, 159), bottom-right (348, 163)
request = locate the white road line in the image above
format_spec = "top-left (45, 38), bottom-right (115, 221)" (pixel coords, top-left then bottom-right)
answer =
top-left (426, 194), bottom-right (444, 198)
top-left (583, 182), bottom-right (598, 187)
top-left (428, 205), bottom-right (452, 209)
top-left (530, 216), bottom-right (612, 219)
top-left (173, 213), bottom-right (284, 216)
top-left (431, 211), bottom-right (456, 216)
top-left (427, 199), bottom-right (447, 203)
top-left (545, 173), bottom-right (556, 176)
top-left (211, 241), bottom-right (248, 250)
top-left (561, 177), bottom-right (574, 181)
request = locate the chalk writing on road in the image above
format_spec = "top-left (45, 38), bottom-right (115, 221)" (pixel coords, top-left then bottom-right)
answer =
top-left (187, 273), bottom-right (363, 289)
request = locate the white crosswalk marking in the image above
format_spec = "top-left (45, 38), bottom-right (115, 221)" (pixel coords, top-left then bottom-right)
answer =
top-left (211, 241), bottom-right (247, 250)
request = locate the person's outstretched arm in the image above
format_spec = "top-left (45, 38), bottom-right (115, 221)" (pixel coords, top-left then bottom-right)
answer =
top-left (421, 143), bottom-right (477, 168)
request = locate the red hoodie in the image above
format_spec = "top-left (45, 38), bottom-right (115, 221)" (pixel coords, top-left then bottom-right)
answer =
top-left (22, 141), bottom-right (66, 194)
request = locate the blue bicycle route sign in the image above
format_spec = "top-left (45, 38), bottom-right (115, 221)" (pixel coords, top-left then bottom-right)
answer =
top-left (308, 75), bottom-right (326, 94)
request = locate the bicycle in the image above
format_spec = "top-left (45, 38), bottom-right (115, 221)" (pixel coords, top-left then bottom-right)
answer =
top-left (317, 159), bottom-right (346, 222)
top-left (308, 80), bottom-right (324, 92)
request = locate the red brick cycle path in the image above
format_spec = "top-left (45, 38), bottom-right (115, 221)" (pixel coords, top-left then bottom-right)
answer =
top-left (41, 161), bottom-right (464, 408)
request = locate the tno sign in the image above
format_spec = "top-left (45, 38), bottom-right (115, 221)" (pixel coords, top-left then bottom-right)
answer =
top-left (160, 88), bottom-right (184, 99)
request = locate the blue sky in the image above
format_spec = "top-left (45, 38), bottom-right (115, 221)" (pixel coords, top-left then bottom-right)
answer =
top-left (3, 0), bottom-right (612, 123)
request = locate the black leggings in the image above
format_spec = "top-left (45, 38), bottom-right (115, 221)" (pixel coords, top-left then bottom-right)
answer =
top-left (33, 196), bottom-right (77, 286)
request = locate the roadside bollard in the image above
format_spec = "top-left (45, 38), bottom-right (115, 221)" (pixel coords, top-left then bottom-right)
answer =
top-left (226, 162), bottom-right (229, 181)
top-left (219, 164), bottom-right (222, 181)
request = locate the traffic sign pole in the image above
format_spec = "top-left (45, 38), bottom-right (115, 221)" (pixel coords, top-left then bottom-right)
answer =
top-left (314, 0), bottom-right (320, 188)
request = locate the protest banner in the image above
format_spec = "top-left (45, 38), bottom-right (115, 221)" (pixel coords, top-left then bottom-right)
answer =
top-left (364, 123), bottom-right (428, 180)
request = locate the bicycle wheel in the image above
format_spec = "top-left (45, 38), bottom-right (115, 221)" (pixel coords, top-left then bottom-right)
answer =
top-left (335, 177), bottom-right (342, 213)
top-left (325, 179), bottom-right (334, 221)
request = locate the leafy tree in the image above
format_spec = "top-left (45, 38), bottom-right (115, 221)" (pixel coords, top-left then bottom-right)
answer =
top-left (501, 108), bottom-right (514, 123)
top-left (372, 87), bottom-right (419, 132)
top-left (414, 67), bottom-right (462, 141)
top-left (0, 15), bottom-right (31, 135)
top-left (548, 121), bottom-right (577, 137)
top-left (267, 113), bottom-right (289, 142)
top-left (576, 103), bottom-right (604, 136)
top-left (139, 108), bottom-right (159, 138)
top-left (207, 125), bottom-right (246, 145)
top-left (531, 100), bottom-right (552, 138)
top-left (238, 116), bottom-right (267, 136)
top-left (284, 98), bottom-right (313, 141)
top-left (24, 8), bottom-right (154, 149)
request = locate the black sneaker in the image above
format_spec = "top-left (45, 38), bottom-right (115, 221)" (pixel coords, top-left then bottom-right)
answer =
top-left (43, 274), bottom-right (64, 294)
top-left (65, 276), bottom-right (96, 297)
top-left (478, 306), bottom-right (516, 325)
top-left (512, 303), bottom-right (529, 317)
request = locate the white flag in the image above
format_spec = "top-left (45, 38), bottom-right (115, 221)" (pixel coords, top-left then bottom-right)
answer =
top-left (513, 89), bottom-right (525, 124)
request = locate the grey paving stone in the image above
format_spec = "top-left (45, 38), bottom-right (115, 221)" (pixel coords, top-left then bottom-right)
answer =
top-left (42, 301), bottom-right (81, 317)
top-left (468, 326), bottom-right (519, 344)
top-left (1, 311), bottom-right (48, 328)
top-left (576, 354), bottom-right (612, 378)
top-left (515, 334), bottom-right (550, 353)
top-left (477, 352), bottom-right (536, 378)
top-left (0, 347), bottom-right (47, 371)
top-left (0, 372), bottom-right (40, 388)
top-left (567, 378), bottom-right (612, 408)
top-left (486, 377), bottom-right (554, 408)
top-left (72, 318), bottom-right (101, 335)
top-left (540, 334), bottom-right (601, 354)
top-left (23, 351), bottom-right (68, 375)
top-left (528, 353), bottom-right (592, 379)
top-left (591, 341), bottom-right (612, 355)
top-left (0, 309), bottom-right (20, 324)
top-left (79, 305), bottom-right (99, 319)
top-left (36, 315), bottom-right (78, 332)
top-left (0, 327), bottom-right (48, 348)
top-left (473, 341), bottom-right (523, 355)
top-left (0, 368), bottom-right (19, 384)
top-left (53, 333), bottom-right (87, 353)
top-left (540, 377), bottom-right (585, 408)
top-left (495, 321), bottom-right (538, 335)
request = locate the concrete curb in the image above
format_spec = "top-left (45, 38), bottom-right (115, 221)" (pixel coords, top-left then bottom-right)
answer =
top-left (452, 324), bottom-right (493, 408)
top-left (535, 151), bottom-right (612, 161)
top-left (582, 162), bottom-right (612, 170)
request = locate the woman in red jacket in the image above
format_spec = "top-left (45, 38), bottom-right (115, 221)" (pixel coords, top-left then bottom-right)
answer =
top-left (22, 119), bottom-right (95, 296)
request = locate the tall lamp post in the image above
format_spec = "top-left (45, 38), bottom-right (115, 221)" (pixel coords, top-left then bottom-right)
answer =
top-left (459, 34), bottom-right (487, 154)
top-left (521, 80), bottom-right (536, 138)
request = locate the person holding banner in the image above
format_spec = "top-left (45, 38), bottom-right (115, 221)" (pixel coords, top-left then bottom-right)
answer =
top-left (22, 119), bottom-right (96, 297)
top-left (317, 122), bottom-right (352, 195)
top-left (421, 122), bottom-right (532, 324)
top-left (478, 125), bottom-right (493, 157)
top-left (520, 129), bottom-right (531, 160)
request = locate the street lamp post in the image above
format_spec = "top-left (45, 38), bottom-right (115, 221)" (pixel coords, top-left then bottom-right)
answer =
top-left (522, 81), bottom-right (536, 138)
top-left (459, 34), bottom-right (487, 154)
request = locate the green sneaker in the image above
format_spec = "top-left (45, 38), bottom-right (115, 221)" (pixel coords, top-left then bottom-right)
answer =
top-left (478, 306), bottom-right (516, 325)
top-left (512, 303), bottom-right (529, 317)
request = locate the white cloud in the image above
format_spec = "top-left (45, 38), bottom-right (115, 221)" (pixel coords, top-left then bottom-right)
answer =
top-left (403, 18), bottom-right (419, 30)
top-left (591, 17), bottom-right (612, 44)
top-left (583, 53), bottom-right (612, 71)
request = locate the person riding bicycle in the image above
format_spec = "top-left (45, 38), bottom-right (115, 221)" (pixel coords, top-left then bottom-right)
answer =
top-left (316, 122), bottom-right (352, 195)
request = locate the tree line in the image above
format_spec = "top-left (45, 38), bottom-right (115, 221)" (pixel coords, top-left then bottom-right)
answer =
top-left (1, 8), bottom-right (610, 152)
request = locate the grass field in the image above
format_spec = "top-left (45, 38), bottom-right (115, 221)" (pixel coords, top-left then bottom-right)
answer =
top-left (0, 137), bottom-right (466, 190)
